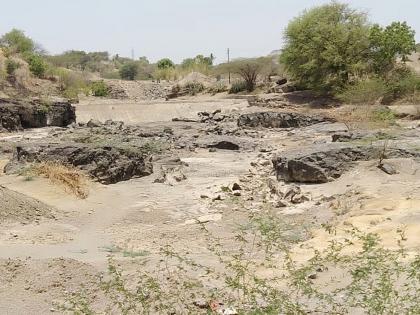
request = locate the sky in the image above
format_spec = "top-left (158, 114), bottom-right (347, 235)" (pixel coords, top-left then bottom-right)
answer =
top-left (1, 0), bottom-right (419, 63)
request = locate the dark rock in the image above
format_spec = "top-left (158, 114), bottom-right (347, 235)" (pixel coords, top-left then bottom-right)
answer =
top-left (273, 145), bottom-right (418, 183)
top-left (238, 112), bottom-right (334, 129)
top-left (0, 99), bottom-right (75, 131)
top-left (208, 141), bottom-right (239, 151)
top-left (5, 144), bottom-right (153, 184)
top-left (232, 183), bottom-right (242, 191)
top-left (332, 132), bottom-right (353, 142)
top-left (276, 78), bottom-right (287, 86)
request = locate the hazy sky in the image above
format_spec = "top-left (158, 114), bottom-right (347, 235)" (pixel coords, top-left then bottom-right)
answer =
top-left (1, 0), bottom-right (419, 63)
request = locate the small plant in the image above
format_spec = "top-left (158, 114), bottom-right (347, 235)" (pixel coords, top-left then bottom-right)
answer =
top-left (229, 80), bottom-right (247, 94)
top-left (372, 106), bottom-right (396, 124)
top-left (5, 59), bottom-right (21, 76)
top-left (90, 80), bottom-right (109, 97)
top-left (183, 81), bottom-right (204, 95)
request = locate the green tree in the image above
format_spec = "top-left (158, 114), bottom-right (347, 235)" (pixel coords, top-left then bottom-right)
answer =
top-left (157, 58), bottom-right (174, 70)
top-left (119, 62), bottom-right (138, 80)
top-left (369, 22), bottom-right (416, 75)
top-left (0, 29), bottom-right (35, 54)
top-left (280, 2), bottom-right (370, 92)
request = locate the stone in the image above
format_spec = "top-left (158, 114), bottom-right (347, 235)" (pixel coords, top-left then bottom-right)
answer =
top-left (185, 214), bottom-right (222, 225)
top-left (207, 141), bottom-right (239, 151)
top-left (283, 185), bottom-right (301, 200)
top-left (193, 299), bottom-right (209, 309)
top-left (86, 119), bottom-right (102, 128)
top-left (231, 183), bottom-right (242, 191)
top-left (378, 163), bottom-right (398, 175)
top-left (291, 194), bottom-right (310, 204)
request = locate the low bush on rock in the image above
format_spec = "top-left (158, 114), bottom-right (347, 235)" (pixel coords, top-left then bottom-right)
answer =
top-left (183, 81), bottom-right (205, 96)
top-left (90, 80), bottom-right (109, 97)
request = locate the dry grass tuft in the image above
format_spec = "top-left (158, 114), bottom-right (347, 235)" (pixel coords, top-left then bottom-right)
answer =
top-left (328, 105), bottom-right (396, 130)
top-left (32, 161), bottom-right (89, 199)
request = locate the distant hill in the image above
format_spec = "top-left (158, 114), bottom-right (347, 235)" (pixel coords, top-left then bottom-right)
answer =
top-left (269, 49), bottom-right (281, 56)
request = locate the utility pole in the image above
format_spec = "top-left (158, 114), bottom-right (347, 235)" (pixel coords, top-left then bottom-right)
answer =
top-left (227, 48), bottom-right (231, 84)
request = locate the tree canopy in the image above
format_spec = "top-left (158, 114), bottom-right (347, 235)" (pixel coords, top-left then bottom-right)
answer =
top-left (0, 29), bottom-right (35, 54)
top-left (280, 2), bottom-right (371, 91)
top-left (280, 2), bottom-right (416, 92)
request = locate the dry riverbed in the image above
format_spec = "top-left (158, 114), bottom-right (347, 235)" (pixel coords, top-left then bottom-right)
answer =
top-left (1, 94), bottom-right (420, 314)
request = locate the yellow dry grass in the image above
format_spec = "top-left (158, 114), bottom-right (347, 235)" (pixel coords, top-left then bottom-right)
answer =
top-left (32, 161), bottom-right (89, 199)
top-left (327, 105), bottom-right (394, 130)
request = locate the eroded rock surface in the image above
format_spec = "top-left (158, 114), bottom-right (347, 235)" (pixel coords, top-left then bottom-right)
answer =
top-left (273, 145), bottom-right (419, 183)
top-left (5, 144), bottom-right (153, 184)
top-left (0, 99), bottom-right (75, 131)
top-left (238, 111), bottom-right (334, 129)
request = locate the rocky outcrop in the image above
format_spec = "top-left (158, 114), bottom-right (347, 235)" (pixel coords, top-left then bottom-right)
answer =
top-left (238, 111), bottom-right (334, 129)
top-left (5, 144), bottom-right (153, 184)
top-left (0, 99), bottom-right (75, 131)
top-left (273, 145), bottom-right (419, 183)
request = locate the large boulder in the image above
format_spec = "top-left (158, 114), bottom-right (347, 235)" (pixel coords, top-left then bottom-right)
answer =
top-left (272, 144), bottom-right (419, 183)
top-left (5, 144), bottom-right (153, 184)
top-left (237, 112), bottom-right (334, 129)
top-left (0, 99), bottom-right (75, 131)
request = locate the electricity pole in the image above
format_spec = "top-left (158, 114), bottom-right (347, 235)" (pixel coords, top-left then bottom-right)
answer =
top-left (227, 48), bottom-right (231, 84)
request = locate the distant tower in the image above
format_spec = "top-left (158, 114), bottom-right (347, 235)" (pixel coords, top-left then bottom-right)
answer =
top-left (131, 49), bottom-right (135, 60)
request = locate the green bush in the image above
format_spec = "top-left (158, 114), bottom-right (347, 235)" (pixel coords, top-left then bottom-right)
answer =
top-left (24, 53), bottom-right (47, 77)
top-left (5, 59), bottom-right (21, 75)
top-left (90, 80), bottom-right (109, 97)
top-left (157, 58), bottom-right (175, 70)
top-left (338, 79), bottom-right (387, 104)
top-left (50, 67), bottom-right (89, 99)
top-left (183, 81), bottom-right (205, 95)
top-left (384, 67), bottom-right (420, 103)
top-left (229, 80), bottom-right (247, 94)
top-left (372, 107), bottom-right (396, 123)
top-left (119, 62), bottom-right (138, 80)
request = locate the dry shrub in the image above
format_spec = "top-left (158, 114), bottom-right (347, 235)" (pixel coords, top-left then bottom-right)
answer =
top-left (32, 161), bottom-right (89, 199)
top-left (328, 105), bottom-right (396, 130)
